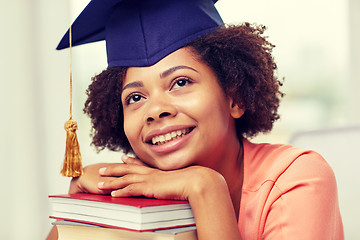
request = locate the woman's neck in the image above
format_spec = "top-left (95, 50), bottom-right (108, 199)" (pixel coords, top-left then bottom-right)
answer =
top-left (212, 138), bottom-right (244, 218)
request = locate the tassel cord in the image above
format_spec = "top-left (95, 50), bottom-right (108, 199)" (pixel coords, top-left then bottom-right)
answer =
top-left (61, 25), bottom-right (83, 177)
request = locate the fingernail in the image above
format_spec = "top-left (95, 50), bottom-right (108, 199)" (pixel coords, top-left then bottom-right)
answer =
top-left (97, 182), bottom-right (104, 188)
top-left (121, 155), bottom-right (129, 162)
top-left (111, 191), bottom-right (116, 197)
top-left (99, 167), bottom-right (106, 175)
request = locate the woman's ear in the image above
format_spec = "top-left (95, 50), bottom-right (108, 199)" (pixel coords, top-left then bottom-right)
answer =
top-left (229, 99), bottom-right (244, 119)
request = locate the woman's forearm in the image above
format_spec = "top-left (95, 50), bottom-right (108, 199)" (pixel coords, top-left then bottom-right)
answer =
top-left (187, 168), bottom-right (242, 240)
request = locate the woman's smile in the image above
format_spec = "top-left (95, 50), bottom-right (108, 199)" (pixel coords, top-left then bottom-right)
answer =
top-left (146, 126), bottom-right (195, 145)
top-left (146, 126), bottom-right (196, 154)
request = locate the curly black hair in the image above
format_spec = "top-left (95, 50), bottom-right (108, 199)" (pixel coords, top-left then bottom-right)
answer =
top-left (84, 23), bottom-right (283, 153)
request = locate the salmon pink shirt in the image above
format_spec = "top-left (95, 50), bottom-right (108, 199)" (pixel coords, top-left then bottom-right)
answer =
top-left (238, 139), bottom-right (344, 239)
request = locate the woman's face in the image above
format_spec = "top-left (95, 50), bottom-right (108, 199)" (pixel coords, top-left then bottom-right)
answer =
top-left (121, 47), bottom-right (242, 170)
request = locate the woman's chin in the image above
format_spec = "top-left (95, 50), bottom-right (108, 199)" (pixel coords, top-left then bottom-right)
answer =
top-left (142, 154), bottom-right (195, 171)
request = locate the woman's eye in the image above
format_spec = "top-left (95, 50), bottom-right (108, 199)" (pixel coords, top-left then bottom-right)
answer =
top-left (172, 78), bottom-right (191, 89)
top-left (126, 94), bottom-right (143, 105)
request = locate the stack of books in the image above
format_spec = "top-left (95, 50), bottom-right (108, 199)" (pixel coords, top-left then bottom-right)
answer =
top-left (49, 193), bottom-right (197, 240)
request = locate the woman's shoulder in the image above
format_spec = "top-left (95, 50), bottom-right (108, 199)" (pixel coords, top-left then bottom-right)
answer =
top-left (242, 139), bottom-right (334, 191)
top-left (240, 139), bottom-right (343, 239)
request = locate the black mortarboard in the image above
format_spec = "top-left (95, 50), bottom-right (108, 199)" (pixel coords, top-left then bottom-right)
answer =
top-left (57, 0), bottom-right (223, 67)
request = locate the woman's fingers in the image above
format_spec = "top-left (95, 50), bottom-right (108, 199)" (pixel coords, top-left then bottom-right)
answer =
top-left (96, 162), bottom-right (156, 194)
top-left (122, 155), bottom-right (148, 166)
top-left (69, 163), bottom-right (117, 195)
top-left (98, 173), bottom-right (143, 190)
top-left (96, 164), bottom-right (204, 201)
top-left (99, 161), bottom-right (153, 177)
top-left (98, 174), bottom-right (154, 198)
top-left (110, 183), bottom-right (145, 198)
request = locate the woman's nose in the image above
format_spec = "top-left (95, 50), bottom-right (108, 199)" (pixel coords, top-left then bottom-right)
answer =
top-left (145, 97), bottom-right (177, 123)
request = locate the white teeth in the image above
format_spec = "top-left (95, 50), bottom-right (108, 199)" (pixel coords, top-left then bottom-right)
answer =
top-left (165, 133), bottom-right (172, 141)
top-left (151, 128), bottom-right (191, 145)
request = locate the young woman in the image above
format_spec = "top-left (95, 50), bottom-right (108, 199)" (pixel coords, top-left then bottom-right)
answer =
top-left (50, 0), bottom-right (344, 239)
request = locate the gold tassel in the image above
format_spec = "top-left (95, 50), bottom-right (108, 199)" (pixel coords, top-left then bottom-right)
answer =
top-left (61, 25), bottom-right (83, 177)
top-left (61, 118), bottom-right (83, 177)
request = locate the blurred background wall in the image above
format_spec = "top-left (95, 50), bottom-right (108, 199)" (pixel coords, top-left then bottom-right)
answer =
top-left (0, 0), bottom-right (359, 239)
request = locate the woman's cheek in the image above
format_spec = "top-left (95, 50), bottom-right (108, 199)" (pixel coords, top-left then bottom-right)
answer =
top-left (123, 114), bottom-right (138, 145)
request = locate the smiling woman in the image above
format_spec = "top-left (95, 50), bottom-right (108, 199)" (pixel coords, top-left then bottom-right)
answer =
top-left (49, 0), bottom-right (344, 239)
top-left (121, 47), bottom-right (242, 170)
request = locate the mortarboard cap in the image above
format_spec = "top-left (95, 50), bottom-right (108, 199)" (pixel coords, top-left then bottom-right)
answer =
top-left (57, 0), bottom-right (223, 67)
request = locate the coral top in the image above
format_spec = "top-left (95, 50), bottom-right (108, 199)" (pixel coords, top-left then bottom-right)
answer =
top-left (238, 139), bottom-right (344, 239)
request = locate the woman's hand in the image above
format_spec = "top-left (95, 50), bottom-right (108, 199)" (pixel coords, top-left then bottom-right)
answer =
top-left (97, 155), bottom-right (203, 200)
top-left (69, 163), bottom-right (118, 195)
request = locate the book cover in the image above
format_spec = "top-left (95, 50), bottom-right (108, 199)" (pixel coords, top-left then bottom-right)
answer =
top-left (49, 193), bottom-right (191, 209)
top-left (49, 193), bottom-right (195, 232)
top-left (54, 220), bottom-right (198, 240)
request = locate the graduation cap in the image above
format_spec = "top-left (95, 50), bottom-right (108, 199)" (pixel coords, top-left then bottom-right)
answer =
top-left (57, 0), bottom-right (223, 177)
top-left (57, 0), bottom-right (223, 67)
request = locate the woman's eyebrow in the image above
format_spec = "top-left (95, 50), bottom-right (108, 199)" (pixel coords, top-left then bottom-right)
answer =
top-left (122, 66), bottom-right (197, 92)
top-left (122, 81), bottom-right (144, 92)
top-left (160, 65), bottom-right (198, 79)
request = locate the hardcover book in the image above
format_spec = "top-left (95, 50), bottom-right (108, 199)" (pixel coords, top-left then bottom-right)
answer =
top-left (49, 193), bottom-right (195, 232)
top-left (54, 220), bottom-right (198, 240)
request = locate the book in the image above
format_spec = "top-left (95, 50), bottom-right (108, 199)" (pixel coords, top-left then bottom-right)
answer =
top-left (54, 220), bottom-right (197, 240)
top-left (49, 193), bottom-right (195, 232)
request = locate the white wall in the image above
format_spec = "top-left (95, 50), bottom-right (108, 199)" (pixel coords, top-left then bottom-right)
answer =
top-left (0, 0), bottom-right (70, 239)
top-left (0, 1), bottom-right (123, 238)
top-left (349, 0), bottom-right (360, 122)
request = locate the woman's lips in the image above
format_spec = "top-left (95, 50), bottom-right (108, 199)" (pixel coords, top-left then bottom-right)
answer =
top-left (145, 126), bottom-right (196, 154)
